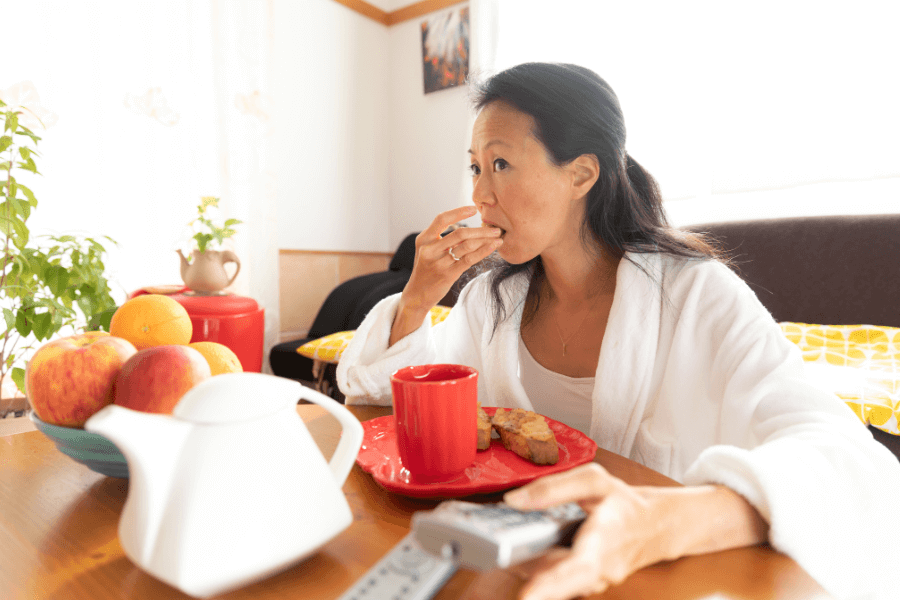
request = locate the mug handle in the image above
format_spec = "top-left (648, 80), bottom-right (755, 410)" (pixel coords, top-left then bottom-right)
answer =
top-left (297, 385), bottom-right (364, 486)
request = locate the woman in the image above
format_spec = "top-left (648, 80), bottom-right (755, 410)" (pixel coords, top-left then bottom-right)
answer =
top-left (337, 63), bottom-right (899, 600)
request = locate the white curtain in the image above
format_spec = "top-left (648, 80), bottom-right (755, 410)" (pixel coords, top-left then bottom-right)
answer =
top-left (3, 0), bottom-right (280, 372)
top-left (467, 0), bottom-right (900, 224)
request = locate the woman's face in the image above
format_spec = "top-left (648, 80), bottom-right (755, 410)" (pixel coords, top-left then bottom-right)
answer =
top-left (469, 100), bottom-right (592, 265)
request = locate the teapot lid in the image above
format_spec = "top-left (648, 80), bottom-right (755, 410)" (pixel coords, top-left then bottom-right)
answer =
top-left (174, 373), bottom-right (301, 424)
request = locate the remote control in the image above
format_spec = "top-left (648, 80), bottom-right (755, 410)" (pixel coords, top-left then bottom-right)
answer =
top-left (335, 531), bottom-right (459, 600)
top-left (336, 501), bottom-right (586, 599)
top-left (412, 500), bottom-right (587, 571)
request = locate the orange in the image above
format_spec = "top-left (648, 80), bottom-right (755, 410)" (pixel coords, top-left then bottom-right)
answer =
top-left (188, 342), bottom-right (243, 375)
top-left (109, 295), bottom-right (192, 350)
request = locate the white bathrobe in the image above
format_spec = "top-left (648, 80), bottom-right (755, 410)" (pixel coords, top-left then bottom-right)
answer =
top-left (337, 251), bottom-right (900, 600)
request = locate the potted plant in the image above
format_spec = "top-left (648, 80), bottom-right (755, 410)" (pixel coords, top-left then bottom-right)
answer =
top-left (176, 196), bottom-right (242, 295)
top-left (0, 83), bottom-right (118, 414)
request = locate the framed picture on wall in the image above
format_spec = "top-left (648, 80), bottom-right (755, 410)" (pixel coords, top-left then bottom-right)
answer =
top-left (421, 6), bottom-right (469, 94)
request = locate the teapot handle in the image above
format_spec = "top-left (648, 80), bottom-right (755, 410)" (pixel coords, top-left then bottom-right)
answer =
top-left (297, 386), bottom-right (363, 486)
top-left (221, 250), bottom-right (241, 288)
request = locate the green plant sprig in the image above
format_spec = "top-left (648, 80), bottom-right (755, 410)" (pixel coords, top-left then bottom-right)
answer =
top-left (190, 197), bottom-right (241, 253)
top-left (1, 98), bottom-right (118, 397)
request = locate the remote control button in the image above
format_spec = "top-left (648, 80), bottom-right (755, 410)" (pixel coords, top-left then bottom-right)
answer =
top-left (390, 545), bottom-right (434, 574)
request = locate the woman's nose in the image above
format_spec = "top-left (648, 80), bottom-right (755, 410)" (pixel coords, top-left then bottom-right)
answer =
top-left (472, 174), bottom-right (495, 207)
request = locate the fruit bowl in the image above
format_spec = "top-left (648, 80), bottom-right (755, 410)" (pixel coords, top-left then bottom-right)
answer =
top-left (30, 412), bottom-right (129, 478)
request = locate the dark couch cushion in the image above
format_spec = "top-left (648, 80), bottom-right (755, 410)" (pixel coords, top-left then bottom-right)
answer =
top-left (684, 214), bottom-right (900, 328)
top-left (389, 233), bottom-right (418, 272)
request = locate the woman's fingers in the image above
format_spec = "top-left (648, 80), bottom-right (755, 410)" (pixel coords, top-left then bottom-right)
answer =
top-left (515, 546), bottom-right (610, 600)
top-left (403, 205), bottom-right (498, 310)
top-left (514, 498), bottom-right (635, 600)
top-left (504, 463), bottom-right (619, 510)
top-left (423, 205), bottom-right (478, 238)
top-left (444, 233), bottom-right (503, 266)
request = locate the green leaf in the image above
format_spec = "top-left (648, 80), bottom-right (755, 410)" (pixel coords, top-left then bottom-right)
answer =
top-left (86, 307), bottom-right (117, 332)
top-left (2, 308), bottom-right (14, 330)
top-left (45, 265), bottom-right (69, 296)
top-left (0, 136), bottom-right (11, 152)
top-left (19, 130), bottom-right (40, 145)
top-left (18, 183), bottom-right (36, 206)
top-left (18, 157), bottom-right (38, 174)
top-left (223, 218), bottom-right (242, 227)
top-left (14, 310), bottom-right (30, 337)
top-left (32, 312), bottom-right (53, 340)
top-left (11, 368), bottom-right (25, 396)
top-left (4, 112), bottom-right (17, 133)
top-left (18, 147), bottom-right (30, 161)
top-left (13, 197), bottom-right (30, 221)
top-left (77, 291), bottom-right (97, 318)
top-left (12, 218), bottom-right (29, 249)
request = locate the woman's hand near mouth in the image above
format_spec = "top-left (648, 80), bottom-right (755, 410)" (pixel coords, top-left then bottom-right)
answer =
top-left (389, 206), bottom-right (503, 347)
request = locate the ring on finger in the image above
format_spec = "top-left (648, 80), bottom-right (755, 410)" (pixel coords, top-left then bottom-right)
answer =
top-left (448, 246), bottom-right (461, 261)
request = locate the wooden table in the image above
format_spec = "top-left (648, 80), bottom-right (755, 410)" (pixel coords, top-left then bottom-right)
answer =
top-left (0, 404), bottom-right (831, 600)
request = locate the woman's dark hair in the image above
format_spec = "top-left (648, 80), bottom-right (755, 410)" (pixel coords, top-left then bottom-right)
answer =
top-left (465, 62), bottom-right (725, 332)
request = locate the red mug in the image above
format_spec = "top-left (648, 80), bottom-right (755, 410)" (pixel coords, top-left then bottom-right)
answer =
top-left (390, 364), bottom-right (478, 482)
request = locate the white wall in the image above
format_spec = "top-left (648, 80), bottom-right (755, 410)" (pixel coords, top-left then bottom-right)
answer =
top-left (272, 0), bottom-right (392, 252)
top-left (386, 2), bottom-right (473, 250)
top-left (382, 1), bottom-right (899, 244)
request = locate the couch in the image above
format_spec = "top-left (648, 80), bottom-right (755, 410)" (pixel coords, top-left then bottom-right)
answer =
top-left (273, 213), bottom-right (900, 460)
top-left (683, 213), bottom-right (900, 460)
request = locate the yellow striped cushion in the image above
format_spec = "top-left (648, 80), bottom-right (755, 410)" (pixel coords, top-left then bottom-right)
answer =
top-left (297, 305), bottom-right (453, 364)
top-left (780, 323), bottom-right (900, 436)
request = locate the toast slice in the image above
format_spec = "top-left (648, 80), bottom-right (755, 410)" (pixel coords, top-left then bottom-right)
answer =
top-left (477, 403), bottom-right (492, 451)
top-left (491, 408), bottom-right (559, 465)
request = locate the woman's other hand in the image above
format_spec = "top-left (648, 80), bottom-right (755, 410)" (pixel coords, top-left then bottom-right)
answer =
top-left (390, 206), bottom-right (502, 346)
top-left (503, 463), bottom-right (768, 600)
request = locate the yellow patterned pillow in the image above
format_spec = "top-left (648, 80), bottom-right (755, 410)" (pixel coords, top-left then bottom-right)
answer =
top-left (780, 323), bottom-right (900, 436)
top-left (428, 305), bottom-right (451, 326)
top-left (297, 305), bottom-right (453, 364)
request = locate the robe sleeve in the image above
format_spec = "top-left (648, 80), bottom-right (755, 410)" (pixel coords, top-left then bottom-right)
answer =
top-left (336, 273), bottom-right (490, 405)
top-left (680, 262), bottom-right (900, 600)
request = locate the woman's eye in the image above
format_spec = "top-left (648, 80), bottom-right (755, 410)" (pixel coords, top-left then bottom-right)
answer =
top-left (469, 163), bottom-right (480, 176)
top-left (494, 158), bottom-right (508, 171)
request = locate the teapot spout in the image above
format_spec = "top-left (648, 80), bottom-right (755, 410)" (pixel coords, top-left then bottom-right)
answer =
top-left (85, 405), bottom-right (192, 565)
top-left (176, 249), bottom-right (190, 280)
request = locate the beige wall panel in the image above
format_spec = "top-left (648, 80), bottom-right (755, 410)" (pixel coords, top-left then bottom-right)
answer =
top-left (278, 251), bottom-right (393, 341)
top-left (338, 254), bottom-right (391, 283)
top-left (279, 253), bottom-right (340, 337)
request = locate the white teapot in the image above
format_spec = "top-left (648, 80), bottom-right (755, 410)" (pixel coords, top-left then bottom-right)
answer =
top-left (85, 372), bottom-right (363, 598)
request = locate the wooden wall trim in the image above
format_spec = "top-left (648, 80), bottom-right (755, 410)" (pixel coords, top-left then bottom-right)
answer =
top-left (331, 0), bottom-right (467, 27)
top-left (385, 0), bottom-right (467, 25)
top-left (331, 0), bottom-right (389, 25)
top-left (279, 248), bottom-right (393, 258)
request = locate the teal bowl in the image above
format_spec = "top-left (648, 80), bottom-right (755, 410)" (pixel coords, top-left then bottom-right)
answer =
top-left (30, 412), bottom-right (129, 478)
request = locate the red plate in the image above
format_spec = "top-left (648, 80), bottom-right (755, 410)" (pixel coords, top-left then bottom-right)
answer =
top-left (355, 407), bottom-right (598, 498)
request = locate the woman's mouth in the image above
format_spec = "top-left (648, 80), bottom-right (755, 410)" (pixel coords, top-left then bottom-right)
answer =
top-left (481, 223), bottom-right (506, 238)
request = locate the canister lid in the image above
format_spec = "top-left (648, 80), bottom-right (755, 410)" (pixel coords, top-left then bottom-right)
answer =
top-left (170, 293), bottom-right (260, 316)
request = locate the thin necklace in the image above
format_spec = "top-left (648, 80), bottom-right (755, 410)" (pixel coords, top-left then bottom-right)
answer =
top-left (552, 293), bottom-right (602, 356)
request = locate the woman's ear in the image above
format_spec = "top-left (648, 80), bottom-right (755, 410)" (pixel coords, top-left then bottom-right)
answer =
top-left (569, 154), bottom-right (600, 198)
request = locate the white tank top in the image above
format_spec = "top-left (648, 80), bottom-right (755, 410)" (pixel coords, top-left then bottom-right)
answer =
top-left (518, 334), bottom-right (595, 437)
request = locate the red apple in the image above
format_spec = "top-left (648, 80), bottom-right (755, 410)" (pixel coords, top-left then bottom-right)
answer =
top-left (113, 345), bottom-right (211, 414)
top-left (26, 332), bottom-right (138, 427)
